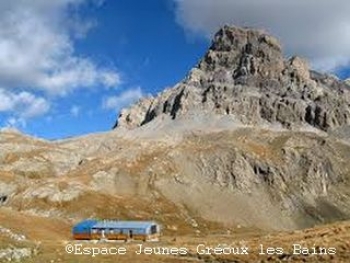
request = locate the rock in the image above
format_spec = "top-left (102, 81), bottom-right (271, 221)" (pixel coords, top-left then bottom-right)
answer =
top-left (23, 182), bottom-right (82, 203)
top-left (288, 56), bottom-right (311, 80)
top-left (190, 219), bottom-right (199, 228)
top-left (90, 170), bottom-right (137, 195)
top-left (115, 26), bottom-right (350, 132)
top-left (116, 97), bottom-right (154, 129)
top-left (0, 182), bottom-right (16, 205)
top-left (3, 158), bottom-right (53, 178)
top-left (0, 226), bottom-right (26, 241)
top-left (345, 78), bottom-right (350, 86)
top-left (41, 151), bottom-right (82, 176)
top-left (0, 248), bottom-right (31, 262)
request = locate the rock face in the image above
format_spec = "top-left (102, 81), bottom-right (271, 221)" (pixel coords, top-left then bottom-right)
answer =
top-left (117, 26), bottom-right (350, 131)
top-left (103, 26), bottom-right (350, 230)
top-left (151, 130), bottom-right (350, 229)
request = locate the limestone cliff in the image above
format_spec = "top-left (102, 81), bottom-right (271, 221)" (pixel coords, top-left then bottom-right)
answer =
top-left (117, 26), bottom-right (350, 132)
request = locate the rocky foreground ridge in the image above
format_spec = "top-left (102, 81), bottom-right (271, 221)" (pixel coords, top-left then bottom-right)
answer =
top-left (117, 26), bottom-right (350, 132)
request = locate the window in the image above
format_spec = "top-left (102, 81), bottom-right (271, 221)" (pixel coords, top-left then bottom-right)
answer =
top-left (150, 225), bottom-right (157, 234)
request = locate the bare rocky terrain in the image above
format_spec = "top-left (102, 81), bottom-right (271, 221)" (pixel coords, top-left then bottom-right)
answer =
top-left (1, 26), bottom-right (350, 262)
top-left (117, 26), bottom-right (350, 132)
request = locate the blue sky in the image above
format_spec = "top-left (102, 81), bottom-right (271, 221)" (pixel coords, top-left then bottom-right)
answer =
top-left (0, 0), bottom-right (349, 139)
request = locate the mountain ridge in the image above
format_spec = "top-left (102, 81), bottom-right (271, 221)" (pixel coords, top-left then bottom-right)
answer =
top-left (116, 26), bottom-right (350, 133)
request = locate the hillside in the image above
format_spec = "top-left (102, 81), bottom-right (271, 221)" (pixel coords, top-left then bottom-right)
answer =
top-left (1, 26), bottom-right (350, 262)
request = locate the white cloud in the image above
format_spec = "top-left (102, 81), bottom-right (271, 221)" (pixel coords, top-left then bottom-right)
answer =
top-left (0, 89), bottom-right (50, 119)
top-left (70, 105), bottom-right (81, 117)
top-left (102, 87), bottom-right (143, 111)
top-left (173, 0), bottom-right (350, 72)
top-left (0, 0), bottom-right (120, 95)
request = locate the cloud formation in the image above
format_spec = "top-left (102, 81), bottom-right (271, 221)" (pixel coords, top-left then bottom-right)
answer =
top-left (0, 0), bottom-right (120, 96)
top-left (0, 0), bottom-right (121, 128)
top-left (102, 87), bottom-right (143, 111)
top-left (0, 89), bottom-right (50, 122)
top-left (173, 0), bottom-right (350, 72)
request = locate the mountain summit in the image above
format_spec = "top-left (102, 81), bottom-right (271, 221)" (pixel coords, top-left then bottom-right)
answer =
top-left (117, 26), bottom-right (350, 132)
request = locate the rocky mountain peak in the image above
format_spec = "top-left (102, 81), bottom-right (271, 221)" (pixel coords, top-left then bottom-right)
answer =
top-left (212, 26), bottom-right (282, 52)
top-left (116, 25), bottom-right (350, 131)
top-left (198, 26), bottom-right (284, 81)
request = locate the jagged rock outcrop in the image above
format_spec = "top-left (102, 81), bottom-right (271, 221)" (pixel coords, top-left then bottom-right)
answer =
top-left (117, 26), bottom-right (350, 132)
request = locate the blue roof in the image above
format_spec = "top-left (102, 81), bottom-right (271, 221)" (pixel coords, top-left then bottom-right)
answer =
top-left (92, 220), bottom-right (158, 230)
top-left (73, 219), bottom-right (99, 234)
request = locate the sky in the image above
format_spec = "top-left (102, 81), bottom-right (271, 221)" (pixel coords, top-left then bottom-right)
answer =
top-left (0, 0), bottom-right (349, 139)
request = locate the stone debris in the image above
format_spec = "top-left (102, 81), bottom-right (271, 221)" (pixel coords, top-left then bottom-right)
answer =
top-left (23, 183), bottom-right (82, 203)
top-left (0, 248), bottom-right (31, 262)
top-left (0, 226), bottom-right (26, 242)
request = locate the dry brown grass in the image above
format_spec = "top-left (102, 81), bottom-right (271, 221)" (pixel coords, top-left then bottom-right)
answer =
top-left (1, 207), bottom-right (348, 263)
top-left (0, 171), bottom-right (16, 183)
top-left (2, 129), bottom-right (350, 262)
